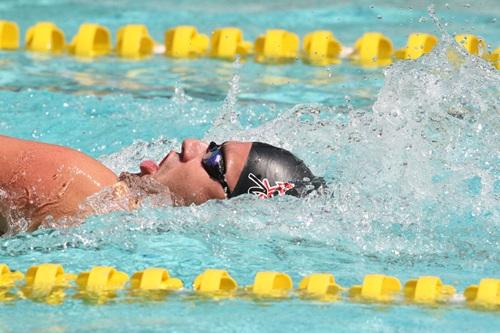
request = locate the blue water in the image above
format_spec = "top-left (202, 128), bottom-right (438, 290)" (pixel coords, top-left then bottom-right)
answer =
top-left (1, 0), bottom-right (499, 332)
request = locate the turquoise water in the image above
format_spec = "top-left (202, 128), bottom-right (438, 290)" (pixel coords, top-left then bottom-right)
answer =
top-left (1, 0), bottom-right (499, 332)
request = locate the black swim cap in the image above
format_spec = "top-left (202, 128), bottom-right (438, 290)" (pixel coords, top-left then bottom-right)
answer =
top-left (229, 142), bottom-right (325, 199)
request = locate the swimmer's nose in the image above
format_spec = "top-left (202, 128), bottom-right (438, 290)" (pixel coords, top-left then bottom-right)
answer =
top-left (181, 139), bottom-right (208, 162)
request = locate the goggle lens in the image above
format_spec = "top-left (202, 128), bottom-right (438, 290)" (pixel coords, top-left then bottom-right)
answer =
top-left (202, 142), bottom-right (230, 196)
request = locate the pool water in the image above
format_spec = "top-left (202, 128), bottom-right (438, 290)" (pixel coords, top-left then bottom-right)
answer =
top-left (1, 0), bottom-right (499, 332)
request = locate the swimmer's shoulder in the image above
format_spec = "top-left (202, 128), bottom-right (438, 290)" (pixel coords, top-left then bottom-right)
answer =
top-left (0, 135), bottom-right (119, 231)
top-left (0, 135), bottom-right (117, 188)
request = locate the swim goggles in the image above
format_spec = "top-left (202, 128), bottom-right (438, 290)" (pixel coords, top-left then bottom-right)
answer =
top-left (202, 141), bottom-right (231, 197)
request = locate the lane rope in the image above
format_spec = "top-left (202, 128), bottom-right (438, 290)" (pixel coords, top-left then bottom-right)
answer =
top-left (0, 21), bottom-right (498, 68)
top-left (1, 263), bottom-right (498, 308)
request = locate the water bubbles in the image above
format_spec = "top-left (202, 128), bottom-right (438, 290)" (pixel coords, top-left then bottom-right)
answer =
top-left (377, 15), bottom-right (383, 20)
top-left (172, 85), bottom-right (192, 105)
top-left (344, 95), bottom-right (354, 112)
top-left (428, 3), bottom-right (436, 16)
top-left (204, 60), bottom-right (242, 140)
top-left (326, 66), bottom-right (333, 78)
top-left (31, 129), bottom-right (40, 139)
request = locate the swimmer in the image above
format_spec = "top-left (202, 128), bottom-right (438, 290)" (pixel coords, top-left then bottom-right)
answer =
top-left (0, 135), bottom-right (324, 235)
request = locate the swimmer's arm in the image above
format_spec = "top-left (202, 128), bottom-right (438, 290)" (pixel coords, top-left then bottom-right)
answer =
top-left (0, 135), bottom-right (119, 230)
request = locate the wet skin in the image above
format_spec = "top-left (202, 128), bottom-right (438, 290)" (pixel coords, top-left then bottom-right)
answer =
top-left (0, 135), bottom-right (117, 232)
top-left (0, 135), bottom-right (251, 233)
top-left (145, 139), bottom-right (251, 205)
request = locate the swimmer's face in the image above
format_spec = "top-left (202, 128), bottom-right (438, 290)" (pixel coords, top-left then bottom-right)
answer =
top-left (142, 139), bottom-right (251, 205)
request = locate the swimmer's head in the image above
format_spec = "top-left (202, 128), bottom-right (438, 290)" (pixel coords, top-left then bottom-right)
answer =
top-left (127, 139), bottom-right (324, 205)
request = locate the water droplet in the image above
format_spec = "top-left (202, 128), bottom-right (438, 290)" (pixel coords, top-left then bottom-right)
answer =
top-left (377, 15), bottom-right (383, 19)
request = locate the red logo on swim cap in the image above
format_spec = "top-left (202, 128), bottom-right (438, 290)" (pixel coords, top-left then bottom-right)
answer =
top-left (247, 173), bottom-right (295, 199)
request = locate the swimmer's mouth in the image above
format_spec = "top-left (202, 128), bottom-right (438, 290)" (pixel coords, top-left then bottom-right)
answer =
top-left (139, 160), bottom-right (159, 175)
top-left (159, 144), bottom-right (185, 167)
top-left (141, 145), bottom-right (183, 175)
top-left (159, 151), bottom-right (180, 167)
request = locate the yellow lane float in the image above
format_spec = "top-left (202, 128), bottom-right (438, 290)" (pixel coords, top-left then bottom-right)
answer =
top-left (483, 46), bottom-right (499, 69)
top-left (349, 274), bottom-right (401, 302)
top-left (403, 276), bottom-right (456, 303)
top-left (25, 22), bottom-right (65, 53)
top-left (492, 47), bottom-right (500, 70)
top-left (116, 24), bottom-right (154, 59)
top-left (0, 264), bottom-right (23, 302)
top-left (454, 34), bottom-right (487, 56)
top-left (0, 263), bottom-right (24, 288)
top-left (130, 268), bottom-right (183, 291)
top-left (249, 271), bottom-right (293, 297)
top-left (302, 30), bottom-right (342, 65)
top-left (350, 32), bottom-right (393, 67)
top-left (20, 263), bottom-right (75, 304)
top-left (254, 29), bottom-right (299, 63)
top-left (68, 23), bottom-right (111, 57)
top-left (210, 27), bottom-right (252, 60)
top-left (298, 273), bottom-right (342, 299)
top-left (165, 25), bottom-right (209, 58)
top-left (23, 263), bottom-right (75, 291)
top-left (0, 20), bottom-right (19, 50)
top-left (76, 266), bottom-right (129, 293)
top-left (395, 33), bottom-right (438, 60)
top-left (193, 269), bottom-right (238, 293)
top-left (464, 278), bottom-right (500, 308)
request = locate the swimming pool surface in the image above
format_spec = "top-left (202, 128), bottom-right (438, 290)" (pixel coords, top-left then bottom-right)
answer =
top-left (1, 0), bottom-right (499, 332)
